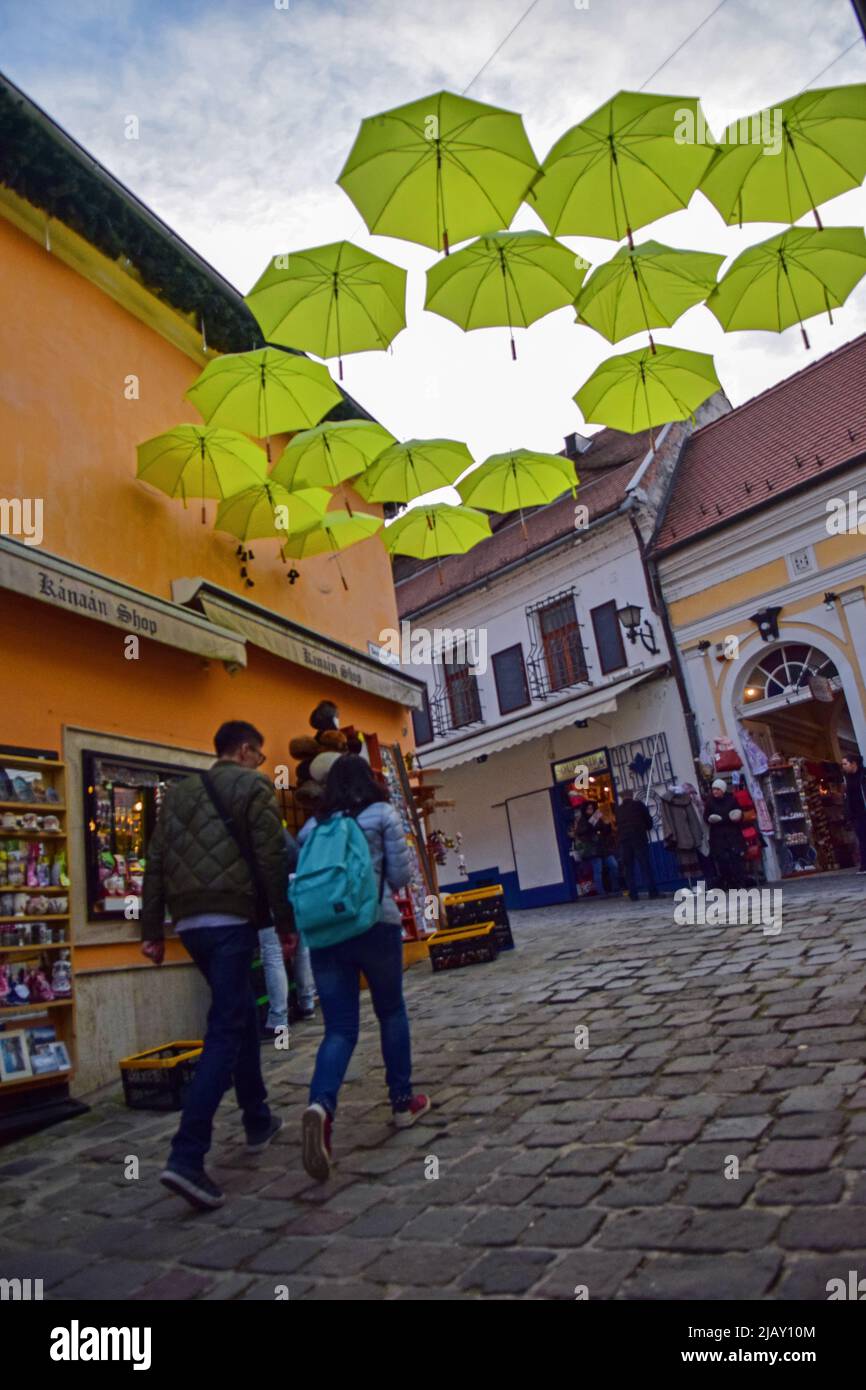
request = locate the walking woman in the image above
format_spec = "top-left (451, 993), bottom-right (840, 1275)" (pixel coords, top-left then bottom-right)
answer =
top-left (842, 753), bottom-right (866, 874)
top-left (296, 755), bottom-right (430, 1181)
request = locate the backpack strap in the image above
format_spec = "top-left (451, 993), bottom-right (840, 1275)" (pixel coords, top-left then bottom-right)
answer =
top-left (346, 807), bottom-right (387, 905)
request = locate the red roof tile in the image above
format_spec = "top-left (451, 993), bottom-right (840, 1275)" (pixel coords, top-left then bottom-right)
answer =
top-left (653, 334), bottom-right (866, 555)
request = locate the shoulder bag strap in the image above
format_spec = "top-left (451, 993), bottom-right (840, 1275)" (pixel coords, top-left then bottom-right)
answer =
top-left (200, 771), bottom-right (268, 912)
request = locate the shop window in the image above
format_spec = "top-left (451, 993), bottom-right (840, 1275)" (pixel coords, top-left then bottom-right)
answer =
top-left (83, 752), bottom-right (195, 920)
top-left (591, 600), bottom-right (627, 674)
top-left (492, 644), bottom-right (531, 714)
top-left (411, 687), bottom-right (434, 746)
top-left (526, 591), bottom-right (589, 698)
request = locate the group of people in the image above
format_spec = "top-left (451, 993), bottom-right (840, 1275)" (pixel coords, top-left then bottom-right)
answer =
top-left (140, 717), bottom-right (428, 1211)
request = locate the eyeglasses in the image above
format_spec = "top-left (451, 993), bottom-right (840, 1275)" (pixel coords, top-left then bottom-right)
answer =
top-left (246, 746), bottom-right (266, 767)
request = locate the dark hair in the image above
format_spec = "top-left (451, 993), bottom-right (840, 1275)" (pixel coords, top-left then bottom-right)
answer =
top-left (214, 720), bottom-right (264, 757)
top-left (321, 754), bottom-right (388, 818)
top-left (310, 700), bottom-right (339, 733)
top-left (842, 752), bottom-right (862, 766)
top-left (620, 788), bottom-right (634, 800)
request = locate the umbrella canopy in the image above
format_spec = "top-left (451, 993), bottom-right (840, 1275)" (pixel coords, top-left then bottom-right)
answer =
top-left (245, 242), bottom-right (407, 379)
top-left (705, 225), bottom-right (866, 349)
top-left (337, 91), bottom-right (540, 254)
top-left (528, 92), bottom-right (715, 246)
top-left (281, 510), bottom-right (383, 591)
top-left (354, 438), bottom-right (473, 505)
top-left (136, 425), bottom-right (268, 522)
top-left (184, 347), bottom-right (342, 449)
top-left (271, 419), bottom-right (395, 515)
top-left (573, 240), bottom-right (724, 348)
top-left (425, 231), bottom-right (589, 359)
top-left (214, 483), bottom-right (330, 541)
top-left (458, 449), bottom-right (577, 537)
top-left (382, 503), bottom-right (492, 560)
top-left (574, 344), bottom-right (721, 436)
top-left (699, 84), bottom-right (866, 229)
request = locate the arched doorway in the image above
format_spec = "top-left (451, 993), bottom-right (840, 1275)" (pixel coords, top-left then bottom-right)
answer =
top-left (735, 642), bottom-right (859, 875)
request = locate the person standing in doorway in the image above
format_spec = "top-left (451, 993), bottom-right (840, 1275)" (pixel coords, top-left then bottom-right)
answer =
top-left (616, 789), bottom-right (660, 901)
top-left (842, 753), bottom-right (866, 874)
top-left (295, 755), bottom-right (430, 1183)
top-left (141, 720), bottom-right (292, 1210)
top-left (704, 779), bottom-right (747, 889)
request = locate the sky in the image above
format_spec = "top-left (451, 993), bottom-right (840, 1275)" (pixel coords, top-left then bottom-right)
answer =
top-left (1, 0), bottom-right (865, 482)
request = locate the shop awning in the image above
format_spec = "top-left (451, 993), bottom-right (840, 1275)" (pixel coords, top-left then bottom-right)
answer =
top-left (0, 537), bottom-right (247, 665)
top-left (427, 669), bottom-right (658, 770)
top-left (174, 579), bottom-right (426, 710)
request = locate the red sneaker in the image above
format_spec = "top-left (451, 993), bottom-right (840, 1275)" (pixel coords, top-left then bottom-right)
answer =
top-left (392, 1094), bottom-right (432, 1129)
top-left (302, 1103), bottom-right (333, 1182)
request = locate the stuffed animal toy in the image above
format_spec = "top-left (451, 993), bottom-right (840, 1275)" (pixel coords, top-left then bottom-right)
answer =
top-left (287, 701), bottom-right (362, 811)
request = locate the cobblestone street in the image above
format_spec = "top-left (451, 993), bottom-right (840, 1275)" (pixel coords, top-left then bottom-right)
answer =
top-left (2, 878), bottom-right (866, 1301)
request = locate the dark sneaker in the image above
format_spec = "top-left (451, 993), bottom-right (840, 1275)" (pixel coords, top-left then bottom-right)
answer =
top-left (245, 1115), bottom-right (283, 1153)
top-left (301, 1103), bottom-right (333, 1182)
top-left (159, 1165), bottom-right (225, 1210)
top-left (392, 1094), bottom-right (431, 1129)
top-left (298, 1006), bottom-right (316, 1020)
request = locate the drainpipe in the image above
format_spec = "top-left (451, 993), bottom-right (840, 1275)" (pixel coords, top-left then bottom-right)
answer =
top-left (624, 502), bottom-right (702, 764)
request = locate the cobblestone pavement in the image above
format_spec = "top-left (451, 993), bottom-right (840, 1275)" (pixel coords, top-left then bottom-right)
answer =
top-left (2, 877), bottom-right (866, 1301)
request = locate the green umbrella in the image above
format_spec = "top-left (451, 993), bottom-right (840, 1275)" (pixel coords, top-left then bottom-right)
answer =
top-left (458, 449), bottom-right (577, 537)
top-left (245, 242), bottom-right (407, 380)
top-left (425, 231), bottom-right (589, 359)
top-left (214, 482), bottom-right (330, 582)
top-left (528, 92), bottom-right (716, 246)
top-left (136, 425), bottom-right (267, 523)
top-left (270, 419), bottom-right (396, 516)
top-left (382, 504), bottom-right (492, 576)
top-left (184, 348), bottom-right (342, 457)
top-left (337, 91), bottom-right (540, 254)
top-left (705, 226), bottom-right (866, 349)
top-left (354, 438), bottom-right (473, 505)
top-left (573, 240), bottom-right (724, 350)
top-left (574, 344), bottom-right (721, 440)
top-left (700, 85), bottom-right (866, 229)
top-left (281, 510), bottom-right (383, 592)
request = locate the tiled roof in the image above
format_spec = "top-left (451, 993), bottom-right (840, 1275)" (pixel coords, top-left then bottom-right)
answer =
top-left (395, 426), bottom-right (657, 615)
top-left (653, 334), bottom-right (866, 555)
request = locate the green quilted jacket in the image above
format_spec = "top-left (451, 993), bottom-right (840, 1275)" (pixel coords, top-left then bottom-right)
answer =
top-left (141, 760), bottom-right (290, 940)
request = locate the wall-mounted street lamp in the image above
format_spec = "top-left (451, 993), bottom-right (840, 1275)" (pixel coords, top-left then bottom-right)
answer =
top-left (749, 606), bottom-right (782, 642)
top-left (824, 591), bottom-right (839, 610)
top-left (616, 602), bottom-right (660, 655)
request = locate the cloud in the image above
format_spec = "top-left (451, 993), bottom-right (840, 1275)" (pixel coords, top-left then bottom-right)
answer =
top-left (3, 0), bottom-right (865, 459)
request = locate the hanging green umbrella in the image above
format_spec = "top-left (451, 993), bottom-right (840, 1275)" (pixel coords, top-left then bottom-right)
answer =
top-left (382, 503), bottom-right (492, 562)
top-left (458, 449), bottom-right (577, 537)
top-left (705, 225), bottom-right (866, 349)
top-left (136, 425), bottom-right (267, 523)
top-left (281, 510), bottom-right (383, 591)
top-left (184, 348), bottom-right (342, 457)
top-left (574, 345), bottom-right (721, 439)
top-left (245, 242), bottom-right (407, 380)
top-left (270, 419), bottom-right (396, 516)
top-left (700, 85), bottom-right (866, 229)
top-left (215, 483), bottom-right (330, 542)
top-left (528, 92), bottom-right (716, 246)
top-left (573, 240), bottom-right (724, 349)
top-left (337, 91), bottom-right (540, 254)
top-left (354, 438), bottom-right (473, 505)
top-left (425, 231), bottom-right (589, 359)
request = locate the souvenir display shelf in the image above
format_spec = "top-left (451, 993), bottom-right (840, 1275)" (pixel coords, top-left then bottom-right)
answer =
top-left (763, 758), bottom-right (837, 875)
top-left (366, 737), bottom-right (436, 942)
top-left (0, 753), bottom-right (78, 1127)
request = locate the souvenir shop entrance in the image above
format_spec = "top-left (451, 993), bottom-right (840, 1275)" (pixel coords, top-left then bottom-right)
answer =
top-left (737, 643), bottom-right (860, 876)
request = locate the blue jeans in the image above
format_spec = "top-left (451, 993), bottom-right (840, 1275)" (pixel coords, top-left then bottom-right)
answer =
top-left (170, 925), bottom-right (270, 1173)
top-left (294, 936), bottom-right (316, 1010)
top-left (590, 853), bottom-right (620, 896)
top-left (258, 926), bottom-right (288, 1029)
top-left (308, 920), bottom-right (411, 1116)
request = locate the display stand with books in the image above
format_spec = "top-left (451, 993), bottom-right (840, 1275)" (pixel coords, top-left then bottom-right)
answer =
top-left (0, 750), bottom-right (88, 1141)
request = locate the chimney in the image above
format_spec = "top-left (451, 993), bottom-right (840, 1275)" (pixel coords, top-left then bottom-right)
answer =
top-left (564, 431), bottom-right (593, 456)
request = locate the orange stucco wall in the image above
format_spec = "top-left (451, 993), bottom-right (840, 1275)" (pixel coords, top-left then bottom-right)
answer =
top-left (0, 212), bottom-right (399, 646)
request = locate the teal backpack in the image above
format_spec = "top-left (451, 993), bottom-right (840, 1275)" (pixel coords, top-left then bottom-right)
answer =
top-left (289, 813), bottom-right (385, 949)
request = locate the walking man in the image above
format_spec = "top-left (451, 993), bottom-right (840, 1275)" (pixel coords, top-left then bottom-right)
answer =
top-left (141, 720), bottom-right (292, 1209)
top-left (616, 789), bottom-right (660, 901)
